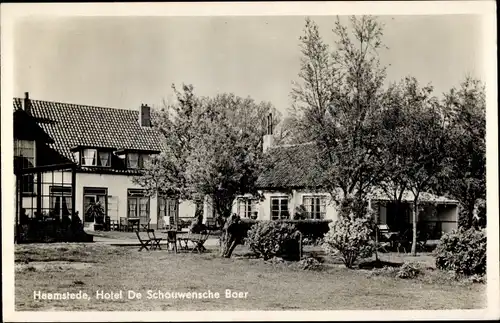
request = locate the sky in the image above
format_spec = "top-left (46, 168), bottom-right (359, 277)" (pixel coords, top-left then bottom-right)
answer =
top-left (14, 15), bottom-right (485, 115)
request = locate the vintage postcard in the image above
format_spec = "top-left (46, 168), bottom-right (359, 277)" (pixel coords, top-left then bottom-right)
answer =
top-left (1, 1), bottom-right (498, 322)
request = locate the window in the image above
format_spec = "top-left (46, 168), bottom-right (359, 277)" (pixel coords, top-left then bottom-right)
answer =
top-left (127, 153), bottom-right (139, 169)
top-left (14, 139), bottom-right (35, 168)
top-left (98, 151), bottom-right (111, 167)
top-left (50, 186), bottom-right (72, 217)
top-left (303, 196), bottom-right (327, 219)
top-left (237, 198), bottom-right (257, 218)
top-left (81, 149), bottom-right (97, 166)
top-left (158, 197), bottom-right (178, 229)
top-left (139, 154), bottom-right (151, 168)
top-left (127, 189), bottom-right (150, 225)
top-left (83, 187), bottom-right (108, 223)
top-left (271, 196), bottom-right (289, 220)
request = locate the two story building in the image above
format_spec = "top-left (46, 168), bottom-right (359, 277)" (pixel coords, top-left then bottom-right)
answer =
top-left (13, 93), bottom-right (195, 231)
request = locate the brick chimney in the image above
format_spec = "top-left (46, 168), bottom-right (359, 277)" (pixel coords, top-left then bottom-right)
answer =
top-left (139, 104), bottom-right (151, 127)
top-left (263, 113), bottom-right (274, 153)
top-left (23, 92), bottom-right (31, 115)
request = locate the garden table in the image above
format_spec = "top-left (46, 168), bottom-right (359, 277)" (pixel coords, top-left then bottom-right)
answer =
top-left (127, 218), bottom-right (140, 232)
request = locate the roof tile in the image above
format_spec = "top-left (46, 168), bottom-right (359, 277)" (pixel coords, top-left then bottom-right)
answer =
top-left (13, 98), bottom-right (166, 163)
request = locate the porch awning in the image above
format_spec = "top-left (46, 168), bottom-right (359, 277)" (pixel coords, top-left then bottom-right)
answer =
top-left (367, 189), bottom-right (459, 205)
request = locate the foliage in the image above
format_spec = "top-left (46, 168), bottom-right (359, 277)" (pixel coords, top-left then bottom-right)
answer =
top-left (289, 16), bottom-right (390, 211)
top-left (134, 85), bottom-right (279, 233)
top-left (322, 214), bottom-right (375, 268)
top-left (238, 219), bottom-right (331, 244)
top-left (435, 227), bottom-right (486, 277)
top-left (84, 201), bottom-right (105, 224)
top-left (376, 76), bottom-right (452, 255)
top-left (185, 93), bottom-right (277, 220)
top-left (245, 221), bottom-right (301, 261)
top-left (296, 257), bottom-right (323, 271)
top-left (293, 204), bottom-right (308, 220)
top-left (17, 212), bottom-right (92, 243)
top-left (396, 262), bottom-right (421, 279)
top-left (440, 77), bottom-right (486, 229)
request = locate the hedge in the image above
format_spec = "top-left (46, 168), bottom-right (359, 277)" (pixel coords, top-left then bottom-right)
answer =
top-left (239, 219), bottom-right (332, 243)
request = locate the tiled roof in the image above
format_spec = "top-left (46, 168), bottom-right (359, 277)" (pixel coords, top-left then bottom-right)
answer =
top-left (256, 142), bottom-right (323, 189)
top-left (13, 98), bottom-right (166, 163)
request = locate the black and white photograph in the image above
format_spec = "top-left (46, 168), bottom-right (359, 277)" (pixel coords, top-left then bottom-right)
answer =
top-left (1, 1), bottom-right (498, 321)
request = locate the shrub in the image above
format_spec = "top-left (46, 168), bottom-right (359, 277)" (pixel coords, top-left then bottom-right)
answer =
top-left (368, 266), bottom-right (398, 278)
top-left (245, 221), bottom-right (301, 261)
top-left (396, 262), bottom-right (421, 279)
top-left (322, 215), bottom-right (374, 268)
top-left (240, 219), bottom-right (331, 244)
top-left (296, 257), bottom-right (323, 271)
top-left (435, 227), bottom-right (486, 277)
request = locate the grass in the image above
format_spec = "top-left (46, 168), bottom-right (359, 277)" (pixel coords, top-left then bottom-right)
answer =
top-left (15, 243), bottom-right (486, 311)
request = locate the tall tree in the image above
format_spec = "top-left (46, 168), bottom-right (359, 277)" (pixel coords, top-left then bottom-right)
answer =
top-left (135, 86), bottom-right (278, 257)
top-left (440, 77), bottom-right (486, 228)
top-left (133, 84), bottom-right (205, 220)
top-left (291, 16), bottom-right (388, 214)
top-left (185, 93), bottom-right (277, 257)
top-left (379, 76), bottom-right (451, 255)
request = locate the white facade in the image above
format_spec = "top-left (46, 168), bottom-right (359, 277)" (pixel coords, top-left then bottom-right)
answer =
top-left (20, 171), bottom-right (196, 229)
top-left (231, 190), bottom-right (339, 221)
top-left (230, 189), bottom-right (458, 234)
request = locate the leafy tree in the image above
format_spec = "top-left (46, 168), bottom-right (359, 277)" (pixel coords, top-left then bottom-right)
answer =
top-left (290, 16), bottom-right (388, 214)
top-left (185, 93), bottom-right (277, 257)
top-left (135, 86), bottom-right (278, 257)
top-left (134, 84), bottom-right (206, 223)
top-left (378, 76), bottom-right (451, 255)
top-left (440, 77), bottom-right (486, 229)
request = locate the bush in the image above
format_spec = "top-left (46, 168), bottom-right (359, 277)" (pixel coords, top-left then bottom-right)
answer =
top-left (16, 212), bottom-right (93, 243)
top-left (245, 221), bottom-right (301, 261)
top-left (240, 219), bottom-right (331, 244)
top-left (435, 227), bottom-right (486, 277)
top-left (368, 266), bottom-right (398, 278)
top-left (396, 262), bottom-right (421, 279)
top-left (322, 215), bottom-right (374, 268)
top-left (296, 257), bottom-right (323, 271)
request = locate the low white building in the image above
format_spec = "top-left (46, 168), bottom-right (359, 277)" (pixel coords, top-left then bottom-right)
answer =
top-left (229, 132), bottom-right (459, 239)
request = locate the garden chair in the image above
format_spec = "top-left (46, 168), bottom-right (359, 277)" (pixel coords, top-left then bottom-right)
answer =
top-left (165, 230), bottom-right (178, 253)
top-left (146, 229), bottom-right (163, 250)
top-left (135, 230), bottom-right (151, 251)
top-left (375, 224), bottom-right (392, 253)
top-left (190, 230), bottom-right (210, 253)
top-left (141, 219), bottom-right (151, 231)
top-left (391, 230), bottom-right (411, 254)
top-left (119, 217), bottom-right (128, 231)
top-left (177, 231), bottom-right (192, 251)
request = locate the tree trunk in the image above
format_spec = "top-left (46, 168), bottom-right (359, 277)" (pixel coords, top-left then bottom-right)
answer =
top-left (219, 214), bottom-right (244, 258)
top-left (194, 200), bottom-right (204, 226)
top-left (411, 202), bottom-right (418, 256)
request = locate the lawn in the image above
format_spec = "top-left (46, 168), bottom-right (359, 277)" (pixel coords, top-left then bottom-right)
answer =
top-left (14, 242), bottom-right (486, 311)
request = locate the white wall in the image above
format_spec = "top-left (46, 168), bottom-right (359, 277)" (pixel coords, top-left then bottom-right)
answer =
top-left (231, 189), bottom-right (339, 221)
top-left (76, 172), bottom-right (155, 225)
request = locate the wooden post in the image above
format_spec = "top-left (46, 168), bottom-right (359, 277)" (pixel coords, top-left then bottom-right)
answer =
top-left (36, 172), bottom-right (42, 216)
top-left (71, 167), bottom-right (76, 219)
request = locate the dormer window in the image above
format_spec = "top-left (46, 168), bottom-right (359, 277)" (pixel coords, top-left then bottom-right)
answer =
top-left (81, 149), bottom-right (97, 166)
top-left (98, 151), bottom-right (111, 167)
top-left (79, 148), bottom-right (112, 167)
top-left (127, 153), bottom-right (139, 169)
